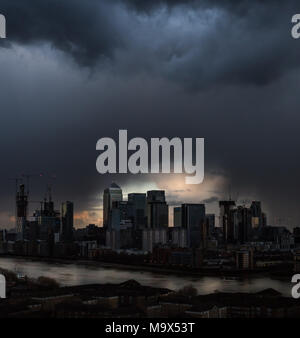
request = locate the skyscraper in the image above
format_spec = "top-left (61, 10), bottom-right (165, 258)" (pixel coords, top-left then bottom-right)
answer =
top-left (181, 204), bottom-right (206, 248)
top-left (250, 201), bottom-right (263, 229)
top-left (219, 200), bottom-right (236, 244)
top-left (174, 207), bottom-right (182, 227)
top-left (205, 214), bottom-right (215, 237)
top-left (103, 183), bottom-right (123, 228)
top-left (146, 190), bottom-right (168, 228)
top-left (233, 206), bottom-right (252, 244)
top-left (128, 193), bottom-right (147, 229)
top-left (60, 201), bottom-right (74, 242)
top-left (147, 190), bottom-right (165, 203)
top-left (181, 204), bottom-right (206, 228)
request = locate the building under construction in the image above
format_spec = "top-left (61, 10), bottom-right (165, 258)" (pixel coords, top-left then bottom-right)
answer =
top-left (15, 182), bottom-right (73, 244)
top-left (16, 184), bottom-right (28, 241)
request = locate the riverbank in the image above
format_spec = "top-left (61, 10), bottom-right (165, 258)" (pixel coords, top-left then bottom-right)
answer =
top-left (0, 254), bottom-right (292, 280)
top-left (0, 256), bottom-right (293, 296)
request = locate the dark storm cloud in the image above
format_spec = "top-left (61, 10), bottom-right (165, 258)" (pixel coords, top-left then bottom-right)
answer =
top-left (123, 0), bottom-right (299, 17)
top-left (122, 0), bottom-right (197, 12)
top-left (122, 0), bottom-right (274, 13)
top-left (1, 0), bottom-right (299, 87)
top-left (0, 0), bottom-right (123, 66)
top-left (127, 0), bottom-right (300, 89)
top-left (126, 0), bottom-right (300, 89)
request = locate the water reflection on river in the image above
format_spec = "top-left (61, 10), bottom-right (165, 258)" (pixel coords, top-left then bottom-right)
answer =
top-left (0, 257), bottom-right (293, 296)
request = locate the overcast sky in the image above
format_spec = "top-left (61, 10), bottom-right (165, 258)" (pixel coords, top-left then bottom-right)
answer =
top-left (0, 0), bottom-right (300, 228)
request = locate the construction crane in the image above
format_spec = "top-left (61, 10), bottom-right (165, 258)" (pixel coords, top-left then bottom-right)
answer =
top-left (8, 177), bottom-right (23, 230)
top-left (8, 177), bottom-right (23, 195)
top-left (8, 172), bottom-right (56, 231)
top-left (43, 173), bottom-right (57, 202)
top-left (27, 200), bottom-right (44, 218)
top-left (22, 173), bottom-right (44, 196)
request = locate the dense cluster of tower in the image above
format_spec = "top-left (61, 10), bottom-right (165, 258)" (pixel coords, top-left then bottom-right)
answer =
top-left (102, 183), bottom-right (272, 252)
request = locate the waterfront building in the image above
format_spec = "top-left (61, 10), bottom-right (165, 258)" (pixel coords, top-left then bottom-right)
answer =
top-left (142, 228), bottom-right (167, 253)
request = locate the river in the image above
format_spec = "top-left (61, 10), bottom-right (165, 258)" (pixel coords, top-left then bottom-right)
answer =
top-left (0, 257), bottom-right (293, 296)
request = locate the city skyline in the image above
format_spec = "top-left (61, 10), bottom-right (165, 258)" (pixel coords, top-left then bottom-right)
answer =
top-left (0, 178), bottom-right (282, 231)
top-left (0, 176), bottom-right (296, 230)
top-left (0, 179), bottom-right (295, 269)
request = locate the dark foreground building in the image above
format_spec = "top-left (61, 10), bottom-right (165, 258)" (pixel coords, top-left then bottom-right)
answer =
top-left (0, 277), bottom-right (299, 318)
